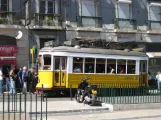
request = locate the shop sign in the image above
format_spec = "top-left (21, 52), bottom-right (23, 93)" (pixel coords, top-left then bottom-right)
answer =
top-left (0, 46), bottom-right (18, 52)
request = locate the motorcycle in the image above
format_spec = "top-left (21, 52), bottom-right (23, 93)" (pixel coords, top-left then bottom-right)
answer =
top-left (75, 75), bottom-right (98, 106)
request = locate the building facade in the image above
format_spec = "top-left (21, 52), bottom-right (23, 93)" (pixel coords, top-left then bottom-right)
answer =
top-left (1, 0), bottom-right (161, 71)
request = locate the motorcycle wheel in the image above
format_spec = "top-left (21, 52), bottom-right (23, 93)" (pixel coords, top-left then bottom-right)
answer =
top-left (75, 93), bottom-right (83, 103)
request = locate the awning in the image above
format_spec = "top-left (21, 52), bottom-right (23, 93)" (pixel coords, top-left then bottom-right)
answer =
top-left (118, 0), bottom-right (132, 4)
top-left (146, 52), bottom-right (161, 58)
top-left (149, 2), bottom-right (161, 7)
top-left (0, 56), bottom-right (16, 60)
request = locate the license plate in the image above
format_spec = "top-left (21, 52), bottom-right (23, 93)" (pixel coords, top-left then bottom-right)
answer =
top-left (92, 90), bottom-right (97, 94)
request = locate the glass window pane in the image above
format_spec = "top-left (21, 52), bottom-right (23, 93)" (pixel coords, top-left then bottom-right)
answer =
top-left (48, 1), bottom-right (53, 7)
top-left (117, 60), bottom-right (126, 74)
top-left (48, 7), bottom-right (53, 13)
top-left (107, 59), bottom-right (116, 74)
top-left (127, 60), bottom-right (136, 74)
top-left (1, 5), bottom-right (7, 11)
top-left (96, 59), bottom-right (105, 73)
top-left (73, 57), bottom-right (83, 73)
top-left (55, 57), bottom-right (60, 70)
top-left (1, 0), bottom-right (7, 4)
top-left (38, 55), bottom-right (42, 70)
top-left (43, 55), bottom-right (51, 70)
top-left (62, 57), bottom-right (67, 70)
top-left (40, 7), bottom-right (45, 13)
top-left (40, 1), bottom-right (45, 6)
top-left (85, 58), bottom-right (95, 73)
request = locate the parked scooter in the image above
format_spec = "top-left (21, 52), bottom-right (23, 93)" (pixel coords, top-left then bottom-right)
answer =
top-left (75, 75), bottom-right (98, 106)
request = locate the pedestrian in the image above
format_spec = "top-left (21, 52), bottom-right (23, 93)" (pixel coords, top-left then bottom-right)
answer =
top-left (156, 71), bottom-right (161, 90)
top-left (148, 72), bottom-right (152, 86)
top-left (28, 67), bottom-right (35, 93)
top-left (9, 68), bottom-right (16, 94)
top-left (19, 66), bottom-right (29, 94)
top-left (5, 68), bottom-right (10, 92)
top-left (0, 67), bottom-right (3, 95)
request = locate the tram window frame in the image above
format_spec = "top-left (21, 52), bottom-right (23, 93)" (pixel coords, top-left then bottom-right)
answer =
top-left (96, 58), bottom-right (105, 73)
top-left (107, 59), bottom-right (116, 74)
top-left (73, 57), bottom-right (83, 73)
top-left (117, 60), bottom-right (126, 74)
top-left (85, 58), bottom-right (95, 73)
top-left (127, 60), bottom-right (136, 74)
top-left (43, 54), bottom-right (51, 70)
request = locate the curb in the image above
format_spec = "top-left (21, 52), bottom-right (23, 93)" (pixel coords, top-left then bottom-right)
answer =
top-left (30, 103), bottom-right (113, 115)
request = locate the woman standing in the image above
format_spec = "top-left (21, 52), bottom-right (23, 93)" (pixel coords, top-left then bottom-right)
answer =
top-left (0, 67), bottom-right (3, 95)
top-left (9, 68), bottom-right (16, 94)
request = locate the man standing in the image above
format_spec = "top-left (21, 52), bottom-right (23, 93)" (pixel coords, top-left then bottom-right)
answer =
top-left (0, 67), bottom-right (3, 95)
top-left (156, 71), bottom-right (161, 90)
top-left (18, 66), bottom-right (29, 94)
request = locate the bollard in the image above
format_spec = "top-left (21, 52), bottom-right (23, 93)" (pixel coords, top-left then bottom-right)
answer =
top-left (46, 95), bottom-right (48, 120)
top-left (70, 84), bottom-right (73, 101)
top-left (36, 94), bottom-right (37, 120)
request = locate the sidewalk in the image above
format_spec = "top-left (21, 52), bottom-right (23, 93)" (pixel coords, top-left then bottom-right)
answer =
top-left (0, 99), bottom-right (112, 113)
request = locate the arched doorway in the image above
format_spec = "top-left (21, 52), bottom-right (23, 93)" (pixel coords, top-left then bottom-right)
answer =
top-left (0, 35), bottom-right (18, 71)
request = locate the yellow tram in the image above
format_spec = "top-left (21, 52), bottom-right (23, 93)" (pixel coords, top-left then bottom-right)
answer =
top-left (36, 44), bottom-right (149, 94)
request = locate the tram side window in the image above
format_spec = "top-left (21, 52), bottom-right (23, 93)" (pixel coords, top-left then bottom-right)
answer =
top-left (96, 59), bottom-right (105, 73)
top-left (55, 57), bottom-right (60, 70)
top-left (107, 59), bottom-right (116, 74)
top-left (140, 60), bottom-right (147, 72)
top-left (85, 58), bottom-right (94, 73)
top-left (73, 57), bottom-right (83, 73)
top-left (62, 57), bottom-right (67, 70)
top-left (38, 55), bottom-right (42, 70)
top-left (43, 55), bottom-right (51, 70)
top-left (127, 60), bottom-right (136, 74)
top-left (117, 60), bottom-right (126, 74)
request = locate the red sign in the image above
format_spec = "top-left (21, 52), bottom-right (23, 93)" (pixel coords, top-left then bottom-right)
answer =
top-left (0, 46), bottom-right (18, 52)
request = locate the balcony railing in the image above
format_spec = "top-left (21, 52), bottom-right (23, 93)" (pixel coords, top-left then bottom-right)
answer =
top-left (34, 13), bottom-right (62, 26)
top-left (114, 18), bottom-right (137, 29)
top-left (148, 20), bottom-right (161, 30)
top-left (0, 11), bottom-right (18, 25)
top-left (77, 16), bottom-right (102, 28)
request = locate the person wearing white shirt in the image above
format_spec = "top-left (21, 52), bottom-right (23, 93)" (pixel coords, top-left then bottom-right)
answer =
top-left (0, 67), bottom-right (3, 94)
top-left (157, 72), bottom-right (161, 90)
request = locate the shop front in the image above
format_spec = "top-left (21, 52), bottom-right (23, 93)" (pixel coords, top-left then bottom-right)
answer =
top-left (0, 46), bottom-right (18, 69)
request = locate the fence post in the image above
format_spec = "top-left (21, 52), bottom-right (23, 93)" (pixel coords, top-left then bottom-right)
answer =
top-left (3, 93), bottom-right (4, 120)
top-left (42, 84), bottom-right (44, 102)
top-left (70, 84), bottom-right (73, 101)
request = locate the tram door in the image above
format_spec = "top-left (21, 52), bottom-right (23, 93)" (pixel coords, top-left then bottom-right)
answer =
top-left (140, 60), bottom-right (148, 86)
top-left (54, 56), bottom-right (67, 87)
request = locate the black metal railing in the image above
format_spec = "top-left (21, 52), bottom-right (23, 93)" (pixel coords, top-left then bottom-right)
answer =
top-left (114, 18), bottom-right (137, 29)
top-left (77, 16), bottom-right (102, 28)
top-left (0, 85), bottom-right (48, 120)
top-left (0, 11), bottom-right (19, 25)
top-left (34, 13), bottom-right (62, 26)
top-left (96, 83), bottom-right (161, 104)
top-left (148, 20), bottom-right (161, 30)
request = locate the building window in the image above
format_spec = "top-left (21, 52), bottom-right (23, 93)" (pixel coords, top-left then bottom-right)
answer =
top-left (149, 3), bottom-right (161, 30)
top-left (78, 0), bottom-right (101, 27)
top-left (39, 0), bottom-right (59, 14)
top-left (116, 0), bottom-right (135, 29)
top-left (0, 0), bottom-right (8, 11)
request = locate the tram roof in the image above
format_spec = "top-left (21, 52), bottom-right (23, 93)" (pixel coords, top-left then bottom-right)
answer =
top-left (40, 46), bottom-right (148, 57)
